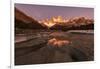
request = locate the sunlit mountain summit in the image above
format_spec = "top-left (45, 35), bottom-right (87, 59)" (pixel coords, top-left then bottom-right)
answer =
top-left (39, 16), bottom-right (94, 28)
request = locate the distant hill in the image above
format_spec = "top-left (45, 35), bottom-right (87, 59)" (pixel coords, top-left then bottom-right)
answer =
top-left (15, 8), bottom-right (46, 29)
top-left (50, 23), bottom-right (94, 31)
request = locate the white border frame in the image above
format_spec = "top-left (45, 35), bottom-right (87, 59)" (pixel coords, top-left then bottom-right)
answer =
top-left (11, 0), bottom-right (95, 69)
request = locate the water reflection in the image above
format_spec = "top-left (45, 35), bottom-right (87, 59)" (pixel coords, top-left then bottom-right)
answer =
top-left (47, 38), bottom-right (72, 48)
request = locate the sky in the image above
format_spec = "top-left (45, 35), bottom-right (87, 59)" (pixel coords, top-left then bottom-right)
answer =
top-left (15, 3), bottom-right (94, 21)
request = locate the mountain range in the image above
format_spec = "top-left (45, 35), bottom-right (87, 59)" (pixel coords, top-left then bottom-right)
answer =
top-left (15, 8), bottom-right (94, 31)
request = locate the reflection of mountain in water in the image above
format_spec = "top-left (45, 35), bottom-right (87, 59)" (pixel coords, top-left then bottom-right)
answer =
top-left (15, 32), bottom-right (94, 65)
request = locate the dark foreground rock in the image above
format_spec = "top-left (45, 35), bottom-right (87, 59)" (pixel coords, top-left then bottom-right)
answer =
top-left (15, 33), bottom-right (94, 65)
